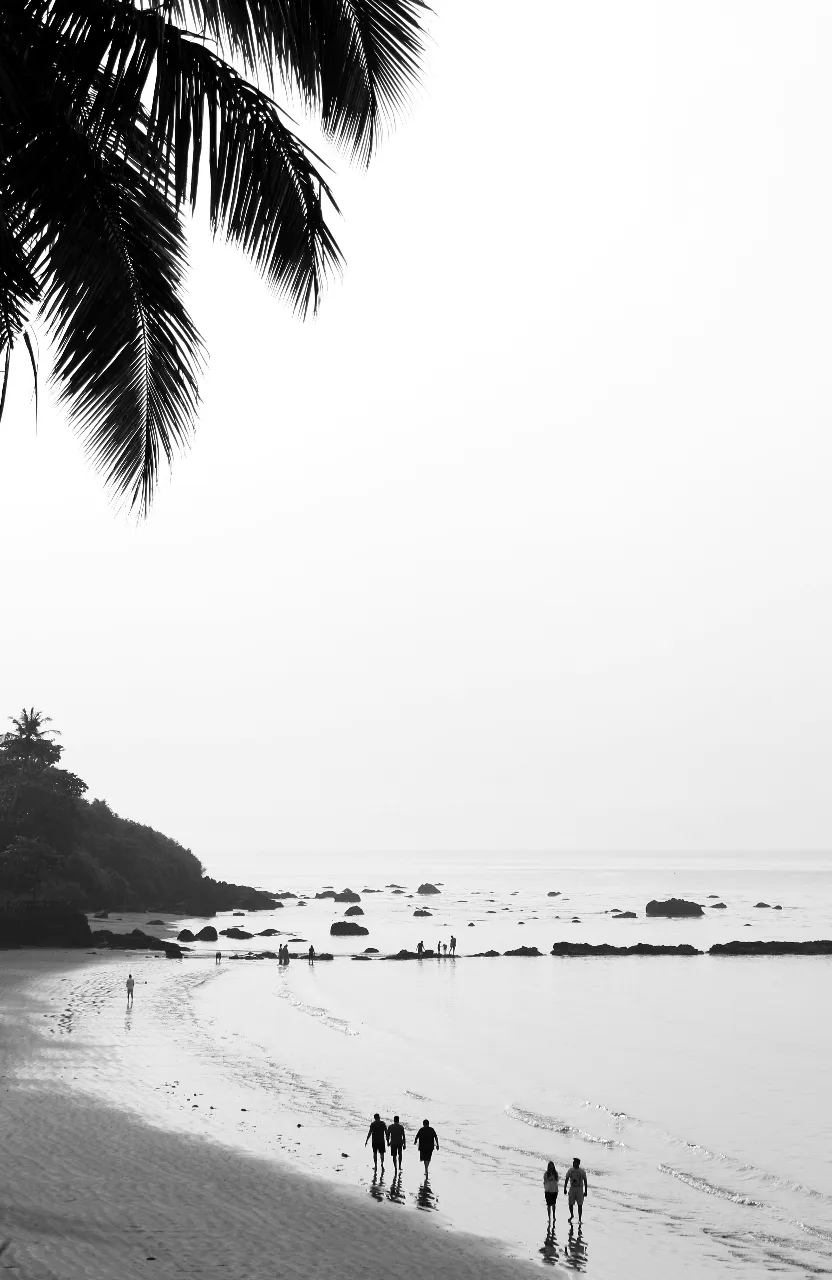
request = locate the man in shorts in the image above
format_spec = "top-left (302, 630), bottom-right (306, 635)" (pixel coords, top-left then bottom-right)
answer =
top-left (126, 974), bottom-right (134, 1006)
top-left (415, 1118), bottom-right (439, 1178)
top-left (387, 1115), bottom-right (406, 1172)
top-left (365, 1113), bottom-right (388, 1175)
top-left (563, 1157), bottom-right (587, 1224)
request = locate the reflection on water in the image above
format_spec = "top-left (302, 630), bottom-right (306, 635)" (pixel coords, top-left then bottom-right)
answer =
top-left (415, 1179), bottom-right (439, 1212)
top-left (539, 1231), bottom-right (560, 1266)
top-left (387, 1173), bottom-right (406, 1205)
top-left (564, 1225), bottom-right (588, 1271)
top-left (368, 1173), bottom-right (385, 1203)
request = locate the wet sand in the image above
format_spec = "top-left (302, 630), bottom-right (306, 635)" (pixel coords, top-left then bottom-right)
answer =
top-left (0, 951), bottom-right (556, 1280)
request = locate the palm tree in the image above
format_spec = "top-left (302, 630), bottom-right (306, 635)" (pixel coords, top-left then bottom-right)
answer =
top-left (2, 708), bottom-right (62, 770)
top-left (1, 0), bottom-right (426, 510)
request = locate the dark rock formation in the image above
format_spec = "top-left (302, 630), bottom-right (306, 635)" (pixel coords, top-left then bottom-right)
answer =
top-left (352, 955), bottom-right (371, 960)
top-left (709, 940), bottom-right (832, 955)
top-left (334, 889), bottom-right (360, 903)
top-left (645, 898), bottom-right (703, 917)
top-left (472, 950), bottom-right (501, 957)
top-left (550, 942), bottom-right (702, 956)
top-left (232, 911), bottom-right (245, 917)
top-left (613, 911), bottom-right (637, 919)
top-left (296, 901), bottom-right (305, 906)
top-left (413, 909), bottom-right (432, 917)
top-left (344, 905), bottom-right (364, 916)
top-left (273, 892), bottom-right (297, 899)
top-left (0, 903), bottom-right (93, 949)
top-left (754, 902), bottom-right (771, 909)
top-left (505, 946), bottom-right (542, 956)
top-left (467, 922), bottom-right (474, 926)
top-left (364, 947), bottom-right (379, 953)
top-left (258, 928), bottom-right (280, 936)
top-left (710, 903), bottom-right (727, 909)
top-left (195, 926), bottom-right (218, 942)
top-left (773, 904), bottom-right (782, 910)
top-left (385, 949), bottom-right (420, 959)
top-left (220, 926), bottom-right (254, 939)
top-left (330, 921), bottom-right (369, 936)
top-left (315, 891), bottom-right (337, 899)
top-left (417, 883), bottom-right (440, 895)
top-left (146, 919), bottom-right (166, 925)
top-left (177, 928), bottom-right (196, 941)
top-left (391, 889), bottom-right (405, 895)
top-left (91, 927), bottom-right (182, 958)
top-left (386, 884), bottom-right (405, 888)
top-left (547, 891), bottom-right (560, 897)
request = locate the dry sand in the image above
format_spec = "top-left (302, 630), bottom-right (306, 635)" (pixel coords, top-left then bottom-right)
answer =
top-left (0, 952), bottom-right (559, 1279)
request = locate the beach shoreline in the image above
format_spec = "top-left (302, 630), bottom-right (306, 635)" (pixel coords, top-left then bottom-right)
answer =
top-left (0, 950), bottom-right (561, 1280)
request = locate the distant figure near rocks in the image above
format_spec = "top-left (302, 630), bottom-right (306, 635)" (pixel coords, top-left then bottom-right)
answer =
top-left (215, 951), bottom-right (222, 964)
top-left (416, 940), bottom-right (424, 956)
top-left (450, 935), bottom-right (456, 956)
top-left (308, 945), bottom-right (315, 964)
top-left (126, 973), bottom-right (134, 1006)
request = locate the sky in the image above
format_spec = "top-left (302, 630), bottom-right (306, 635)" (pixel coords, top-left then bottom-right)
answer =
top-left (2, 0), bottom-right (832, 873)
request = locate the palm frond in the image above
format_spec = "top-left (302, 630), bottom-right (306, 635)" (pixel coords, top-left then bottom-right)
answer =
top-left (9, 112), bottom-right (204, 511)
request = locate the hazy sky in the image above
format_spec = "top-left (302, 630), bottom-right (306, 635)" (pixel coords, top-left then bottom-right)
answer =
top-left (2, 0), bottom-right (832, 873)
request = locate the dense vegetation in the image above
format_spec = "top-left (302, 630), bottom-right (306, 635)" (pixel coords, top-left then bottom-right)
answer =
top-left (0, 709), bottom-right (275, 912)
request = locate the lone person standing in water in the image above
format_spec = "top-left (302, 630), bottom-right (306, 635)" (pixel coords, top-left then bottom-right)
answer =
top-left (564, 1157), bottom-right (587, 1225)
top-left (365, 1113), bottom-right (388, 1175)
top-left (126, 973), bottom-right (134, 1006)
top-left (415, 1118), bottom-right (439, 1178)
top-left (388, 1114), bottom-right (406, 1172)
top-left (450, 935), bottom-right (456, 956)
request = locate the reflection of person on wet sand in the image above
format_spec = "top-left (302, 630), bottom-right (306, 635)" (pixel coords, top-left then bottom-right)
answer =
top-left (126, 974), bottom-right (134, 1006)
top-left (365, 1113), bottom-right (388, 1175)
top-left (543, 1160), bottom-right (559, 1232)
top-left (388, 1114), bottom-right (406, 1171)
top-left (564, 1158), bottom-right (587, 1224)
top-left (415, 1118), bottom-right (439, 1177)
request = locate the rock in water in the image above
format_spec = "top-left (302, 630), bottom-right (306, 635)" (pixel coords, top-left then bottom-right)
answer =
top-left (330, 921), bottom-right (369, 936)
top-left (546, 891), bottom-right (560, 897)
top-left (177, 928), bottom-right (196, 941)
top-left (413, 909), bottom-right (432, 917)
top-left (344, 905), bottom-right (364, 916)
top-left (754, 902), bottom-right (771, 909)
top-left (417, 883), bottom-right (441, 894)
top-left (645, 898), bottom-right (703, 917)
top-left (220, 926), bottom-right (254, 939)
top-left (195, 926), bottom-right (218, 942)
top-left (315, 890), bottom-right (337, 899)
top-left (334, 889), bottom-right (361, 903)
top-left (505, 946), bottom-right (543, 956)
top-left (710, 902), bottom-right (727, 909)
top-left (612, 911), bottom-right (637, 919)
top-left (710, 940), bottom-right (832, 955)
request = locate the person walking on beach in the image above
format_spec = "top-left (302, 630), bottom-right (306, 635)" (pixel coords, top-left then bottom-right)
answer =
top-left (308, 944), bottom-right (315, 964)
top-left (415, 1119), bottom-right (439, 1178)
top-left (126, 973), bottom-right (134, 1006)
top-left (215, 950), bottom-right (222, 964)
top-left (365, 1113), bottom-right (388, 1175)
top-left (388, 1114), bottom-right (406, 1172)
top-left (564, 1158), bottom-right (587, 1224)
top-left (416, 940), bottom-right (424, 957)
top-left (543, 1161), bottom-right (559, 1232)
top-left (450, 935), bottom-right (456, 956)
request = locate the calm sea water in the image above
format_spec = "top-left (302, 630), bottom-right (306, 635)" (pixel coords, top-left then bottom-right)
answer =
top-left (28, 853), bottom-right (832, 1277)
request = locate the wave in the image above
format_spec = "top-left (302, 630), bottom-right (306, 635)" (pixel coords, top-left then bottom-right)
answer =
top-left (659, 1164), bottom-right (767, 1207)
top-left (276, 988), bottom-right (358, 1036)
top-left (506, 1105), bottom-right (625, 1148)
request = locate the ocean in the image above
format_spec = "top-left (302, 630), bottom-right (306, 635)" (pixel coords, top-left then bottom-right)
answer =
top-left (23, 852), bottom-right (832, 1277)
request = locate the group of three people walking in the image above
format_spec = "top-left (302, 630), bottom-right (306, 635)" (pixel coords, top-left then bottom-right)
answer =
top-left (365, 1114), bottom-right (439, 1177)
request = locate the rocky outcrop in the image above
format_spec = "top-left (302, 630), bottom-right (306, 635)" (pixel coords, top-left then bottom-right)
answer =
top-left (146, 919), bottom-right (166, 925)
top-left (547, 891), bottom-right (560, 897)
top-left (177, 928), bottom-right (196, 941)
top-left (391, 890), bottom-right (405, 895)
top-left (334, 889), bottom-right (360, 903)
top-left (273, 892), bottom-right (297, 899)
top-left (344, 905), bottom-right (364, 916)
top-left (232, 911), bottom-right (245, 917)
top-left (550, 942), bottom-right (702, 956)
top-left (413, 909), bottom-right (432, 917)
top-left (613, 911), bottom-right (637, 919)
top-left (258, 928), bottom-right (280, 936)
top-left (364, 947), bottom-right (379, 953)
top-left (329, 921), bottom-right (369, 936)
top-left (417, 883), bottom-right (440, 895)
top-left (472, 950), bottom-right (501, 957)
top-left (195, 926), bottom-right (218, 941)
top-left (754, 902), bottom-right (771, 908)
top-left (709, 940), bottom-right (832, 955)
top-left (220, 926), bottom-right (254, 939)
top-left (315, 891), bottom-right (337, 899)
top-left (710, 902), bottom-right (727, 908)
top-left (0, 904), bottom-right (94, 949)
top-left (91, 927), bottom-right (182, 958)
top-left (645, 898), bottom-right (703, 917)
top-left (504, 946), bottom-right (543, 956)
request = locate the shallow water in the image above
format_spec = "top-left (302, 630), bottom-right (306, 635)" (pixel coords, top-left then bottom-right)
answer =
top-left (27, 853), bottom-right (832, 1276)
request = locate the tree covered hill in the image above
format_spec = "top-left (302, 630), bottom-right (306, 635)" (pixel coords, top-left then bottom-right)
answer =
top-left (0, 709), bottom-right (276, 913)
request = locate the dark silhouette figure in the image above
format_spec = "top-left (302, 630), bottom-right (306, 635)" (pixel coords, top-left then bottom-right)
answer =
top-left (450, 935), bottom-right (456, 956)
top-left (388, 1114), bottom-right (406, 1171)
top-left (416, 940), bottom-right (424, 957)
top-left (126, 973), bottom-right (134, 1006)
top-left (564, 1158), bottom-right (587, 1225)
top-left (365, 1112), bottom-right (388, 1174)
top-left (415, 1118), bottom-right (439, 1177)
top-left (308, 945), bottom-right (315, 964)
top-left (215, 951), bottom-right (222, 964)
top-left (543, 1160), bottom-right (559, 1232)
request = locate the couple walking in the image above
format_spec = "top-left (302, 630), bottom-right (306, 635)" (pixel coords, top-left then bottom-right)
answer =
top-left (365, 1113), bottom-right (439, 1177)
top-left (544, 1158), bottom-right (587, 1230)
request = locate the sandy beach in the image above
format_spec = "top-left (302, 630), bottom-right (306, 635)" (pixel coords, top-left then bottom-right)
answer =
top-left (0, 951), bottom-right (556, 1280)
